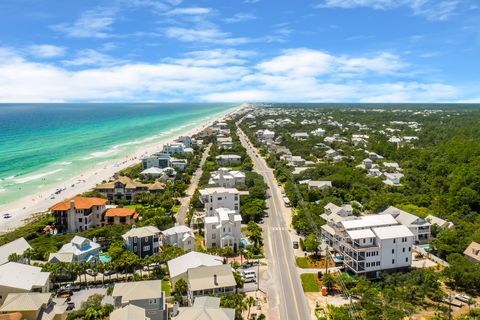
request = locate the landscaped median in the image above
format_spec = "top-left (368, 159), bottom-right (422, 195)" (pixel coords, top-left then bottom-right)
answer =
top-left (300, 273), bottom-right (320, 292)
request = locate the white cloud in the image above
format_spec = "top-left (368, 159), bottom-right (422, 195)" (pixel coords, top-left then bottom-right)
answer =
top-left (28, 44), bottom-right (66, 58)
top-left (0, 46), bottom-right (463, 103)
top-left (165, 7), bottom-right (211, 15)
top-left (61, 49), bottom-right (126, 67)
top-left (164, 26), bottom-right (250, 45)
top-left (316, 0), bottom-right (461, 21)
top-left (224, 13), bottom-right (257, 23)
top-left (50, 8), bottom-right (117, 38)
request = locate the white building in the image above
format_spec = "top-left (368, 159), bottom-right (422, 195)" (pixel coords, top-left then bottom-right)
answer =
top-left (204, 208), bottom-right (242, 251)
top-left (292, 132), bottom-right (309, 140)
top-left (425, 214), bottom-right (454, 229)
top-left (163, 143), bottom-right (187, 155)
top-left (199, 188), bottom-right (240, 217)
top-left (48, 236), bottom-right (100, 264)
top-left (311, 128), bottom-right (325, 137)
top-left (187, 265), bottom-right (236, 306)
top-left (321, 214), bottom-right (414, 278)
top-left (307, 180), bottom-right (332, 190)
top-left (215, 155), bottom-right (241, 165)
top-left (379, 206), bottom-right (431, 244)
top-left (208, 168), bottom-right (246, 188)
top-left (362, 158), bottom-right (373, 169)
top-left (383, 173), bottom-right (404, 186)
top-left (256, 129), bottom-right (275, 142)
top-left (161, 225), bottom-right (195, 252)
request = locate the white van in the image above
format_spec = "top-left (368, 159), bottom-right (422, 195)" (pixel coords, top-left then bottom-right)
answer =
top-left (242, 270), bottom-right (257, 283)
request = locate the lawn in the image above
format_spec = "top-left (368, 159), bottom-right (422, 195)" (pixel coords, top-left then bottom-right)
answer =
top-left (162, 279), bottom-right (171, 296)
top-left (300, 273), bottom-right (319, 292)
top-left (296, 255), bottom-right (336, 269)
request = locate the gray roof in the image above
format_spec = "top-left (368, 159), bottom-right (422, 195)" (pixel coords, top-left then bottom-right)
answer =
top-left (0, 293), bottom-right (51, 312)
top-left (167, 252), bottom-right (223, 279)
top-left (380, 206), bottom-right (430, 227)
top-left (112, 280), bottom-right (163, 303)
top-left (174, 297), bottom-right (235, 320)
top-left (0, 238), bottom-right (32, 266)
top-left (122, 226), bottom-right (160, 239)
top-left (110, 304), bottom-right (150, 320)
top-left (187, 265), bottom-right (236, 291)
top-left (0, 262), bottom-right (50, 291)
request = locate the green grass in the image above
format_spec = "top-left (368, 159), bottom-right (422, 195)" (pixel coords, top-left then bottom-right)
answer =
top-left (300, 273), bottom-right (319, 292)
top-left (296, 257), bottom-right (309, 268)
top-left (162, 279), bottom-right (171, 296)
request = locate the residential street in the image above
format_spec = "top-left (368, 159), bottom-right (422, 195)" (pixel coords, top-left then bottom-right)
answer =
top-left (176, 143), bottom-right (212, 225)
top-left (237, 125), bottom-right (312, 320)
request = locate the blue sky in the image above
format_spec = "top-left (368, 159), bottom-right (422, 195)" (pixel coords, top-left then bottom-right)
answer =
top-left (0, 0), bottom-right (479, 102)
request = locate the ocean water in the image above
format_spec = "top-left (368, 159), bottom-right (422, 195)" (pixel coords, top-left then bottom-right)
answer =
top-left (0, 103), bottom-right (237, 207)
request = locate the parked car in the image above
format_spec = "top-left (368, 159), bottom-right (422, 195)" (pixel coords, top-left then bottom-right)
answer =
top-left (66, 302), bottom-right (75, 311)
top-left (60, 283), bottom-right (81, 291)
top-left (293, 240), bottom-right (299, 249)
top-left (455, 294), bottom-right (472, 303)
top-left (242, 270), bottom-right (257, 283)
top-left (2, 213), bottom-right (11, 219)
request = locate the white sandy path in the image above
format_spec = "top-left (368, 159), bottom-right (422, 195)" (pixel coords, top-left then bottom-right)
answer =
top-left (0, 106), bottom-right (244, 234)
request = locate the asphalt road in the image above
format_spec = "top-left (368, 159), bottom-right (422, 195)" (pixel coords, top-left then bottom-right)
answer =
top-left (237, 126), bottom-right (312, 320)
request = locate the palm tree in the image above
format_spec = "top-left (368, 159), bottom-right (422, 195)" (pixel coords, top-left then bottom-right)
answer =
top-left (23, 248), bottom-right (35, 265)
top-left (245, 296), bottom-right (256, 319)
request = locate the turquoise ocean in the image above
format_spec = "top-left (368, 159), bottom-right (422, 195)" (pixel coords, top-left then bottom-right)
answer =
top-left (0, 103), bottom-right (238, 208)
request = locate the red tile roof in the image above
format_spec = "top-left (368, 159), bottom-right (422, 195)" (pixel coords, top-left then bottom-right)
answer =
top-left (49, 196), bottom-right (107, 211)
top-left (105, 207), bottom-right (137, 218)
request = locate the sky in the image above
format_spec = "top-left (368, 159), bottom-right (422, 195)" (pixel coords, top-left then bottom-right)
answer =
top-left (0, 0), bottom-right (479, 103)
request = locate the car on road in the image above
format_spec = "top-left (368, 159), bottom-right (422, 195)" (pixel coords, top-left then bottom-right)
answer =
top-left (60, 284), bottom-right (81, 291)
top-left (2, 213), bottom-right (11, 219)
top-left (66, 302), bottom-right (75, 311)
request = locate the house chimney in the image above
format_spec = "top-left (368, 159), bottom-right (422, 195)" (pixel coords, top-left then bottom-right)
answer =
top-left (70, 200), bottom-right (75, 210)
top-left (214, 274), bottom-right (218, 286)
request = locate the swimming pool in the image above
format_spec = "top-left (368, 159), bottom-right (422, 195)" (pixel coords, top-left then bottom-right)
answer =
top-left (99, 253), bottom-right (111, 263)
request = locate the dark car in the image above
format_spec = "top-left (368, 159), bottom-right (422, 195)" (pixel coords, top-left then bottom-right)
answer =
top-left (293, 240), bottom-right (299, 249)
top-left (66, 302), bottom-right (75, 311)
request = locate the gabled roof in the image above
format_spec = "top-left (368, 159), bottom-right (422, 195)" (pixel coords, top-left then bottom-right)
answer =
top-left (110, 304), bottom-right (149, 320)
top-left (95, 176), bottom-right (165, 191)
top-left (0, 292), bottom-right (51, 312)
top-left (187, 265), bottom-right (236, 291)
top-left (174, 296), bottom-right (235, 320)
top-left (122, 226), bottom-right (160, 239)
top-left (167, 252), bottom-right (223, 279)
top-left (112, 280), bottom-right (162, 303)
top-left (49, 196), bottom-right (106, 211)
top-left (57, 236), bottom-right (100, 256)
top-left (372, 225), bottom-right (414, 240)
top-left (341, 214), bottom-right (397, 230)
top-left (380, 206), bottom-right (430, 227)
top-left (0, 262), bottom-right (50, 291)
top-left (161, 225), bottom-right (194, 237)
top-left (464, 241), bottom-right (480, 262)
top-left (0, 237), bottom-right (32, 266)
top-left (48, 252), bottom-right (74, 264)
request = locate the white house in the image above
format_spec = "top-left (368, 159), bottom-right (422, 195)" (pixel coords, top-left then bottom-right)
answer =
top-left (379, 206), bottom-right (431, 244)
top-left (0, 262), bottom-right (50, 304)
top-left (167, 252), bottom-right (223, 286)
top-left (204, 208), bottom-right (242, 251)
top-left (292, 132), bottom-right (309, 140)
top-left (163, 143), bottom-right (187, 155)
top-left (215, 155), bottom-right (241, 165)
top-left (307, 180), bottom-right (332, 190)
top-left (321, 214), bottom-right (414, 278)
top-left (199, 188), bottom-right (240, 217)
top-left (161, 225), bottom-right (195, 252)
top-left (172, 296), bottom-right (234, 320)
top-left (217, 137), bottom-right (234, 149)
top-left (48, 236), bottom-right (100, 264)
top-left (425, 215), bottom-right (454, 229)
top-left (311, 128), bottom-right (325, 137)
top-left (362, 158), bottom-right (373, 169)
top-left (383, 172), bottom-right (404, 186)
top-left (208, 168), bottom-right (246, 188)
top-left (0, 238), bottom-right (32, 266)
top-left (256, 129), bottom-right (275, 142)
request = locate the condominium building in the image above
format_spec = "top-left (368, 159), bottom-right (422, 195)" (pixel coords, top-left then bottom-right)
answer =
top-left (49, 196), bottom-right (107, 233)
top-left (163, 143), bottom-right (186, 155)
top-left (204, 208), bottom-right (242, 251)
top-left (95, 177), bottom-right (165, 201)
top-left (321, 214), bottom-right (414, 278)
top-left (199, 188), bottom-right (240, 217)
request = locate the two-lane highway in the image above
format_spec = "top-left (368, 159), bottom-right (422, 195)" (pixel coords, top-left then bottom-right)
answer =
top-left (237, 125), bottom-right (312, 320)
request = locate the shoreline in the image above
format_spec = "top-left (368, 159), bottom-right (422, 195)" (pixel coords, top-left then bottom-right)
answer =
top-left (0, 104), bottom-right (245, 234)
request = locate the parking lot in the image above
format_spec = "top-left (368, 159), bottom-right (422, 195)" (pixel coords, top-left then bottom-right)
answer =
top-left (67, 286), bottom-right (113, 310)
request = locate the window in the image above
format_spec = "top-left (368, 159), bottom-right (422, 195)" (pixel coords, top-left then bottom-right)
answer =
top-left (363, 239), bottom-right (366, 243)
top-left (402, 248), bottom-right (405, 252)
top-left (408, 247), bottom-right (411, 252)
top-left (393, 239), bottom-right (396, 244)
top-left (376, 261), bottom-right (380, 266)
top-left (218, 197), bottom-right (222, 201)
top-left (406, 257), bottom-right (409, 263)
top-left (212, 225), bottom-right (215, 229)
top-left (143, 245), bottom-right (150, 251)
top-left (78, 218), bottom-right (82, 222)
top-left (212, 234), bottom-right (216, 239)
top-left (392, 249), bottom-right (394, 254)
top-left (392, 259), bottom-right (395, 264)
top-left (223, 228), bottom-right (225, 232)
top-left (149, 299), bottom-right (157, 305)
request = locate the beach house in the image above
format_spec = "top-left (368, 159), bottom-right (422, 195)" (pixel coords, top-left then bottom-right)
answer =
top-left (49, 196), bottom-right (107, 233)
top-left (215, 155), bottom-right (241, 165)
top-left (171, 296), bottom-right (234, 320)
top-left (167, 251), bottom-right (224, 286)
top-left (186, 265), bottom-right (236, 306)
top-left (142, 153), bottom-right (172, 170)
top-left (112, 280), bottom-right (167, 320)
top-left (161, 225), bottom-right (195, 252)
top-left (122, 226), bottom-right (161, 258)
top-left (95, 176), bottom-right (165, 201)
top-left (103, 207), bottom-right (138, 225)
top-left (204, 208), bottom-right (242, 251)
top-left (208, 168), bottom-right (245, 188)
top-left (48, 236), bottom-right (100, 264)
top-left (199, 187), bottom-right (240, 217)
top-left (0, 292), bottom-right (67, 320)
top-left (379, 206), bottom-right (431, 244)
top-left (162, 143), bottom-right (186, 155)
top-left (464, 242), bottom-right (480, 263)
top-left (217, 137), bottom-right (234, 149)
top-left (0, 262), bottom-right (50, 304)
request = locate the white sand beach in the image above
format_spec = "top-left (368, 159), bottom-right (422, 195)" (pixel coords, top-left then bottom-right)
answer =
top-left (0, 105), bottom-right (244, 234)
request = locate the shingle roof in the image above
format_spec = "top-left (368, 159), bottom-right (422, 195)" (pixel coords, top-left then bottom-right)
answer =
top-left (187, 265), bottom-right (236, 291)
top-left (122, 226), bottom-right (160, 239)
top-left (110, 304), bottom-right (149, 320)
top-left (174, 296), bottom-right (235, 320)
top-left (464, 241), bottom-right (480, 262)
top-left (0, 262), bottom-right (50, 291)
top-left (0, 293), bottom-right (51, 312)
top-left (49, 196), bottom-right (106, 211)
top-left (95, 176), bottom-right (165, 191)
top-left (167, 252), bottom-right (223, 279)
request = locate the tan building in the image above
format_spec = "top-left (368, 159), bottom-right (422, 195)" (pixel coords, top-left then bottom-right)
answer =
top-left (50, 196), bottom-right (107, 233)
top-left (0, 293), bottom-right (66, 320)
top-left (0, 263), bottom-right (50, 305)
top-left (104, 208), bottom-right (138, 225)
top-left (95, 176), bottom-right (165, 201)
top-left (464, 241), bottom-right (480, 263)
